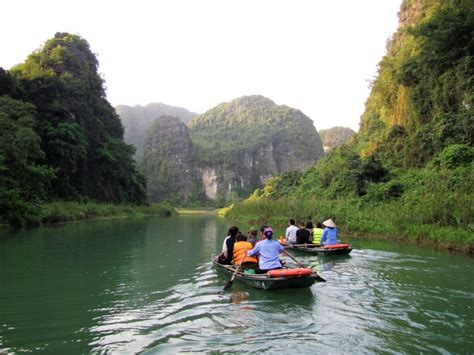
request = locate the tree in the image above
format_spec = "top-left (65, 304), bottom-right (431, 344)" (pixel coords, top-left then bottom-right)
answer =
top-left (0, 97), bottom-right (54, 226)
top-left (12, 32), bottom-right (147, 203)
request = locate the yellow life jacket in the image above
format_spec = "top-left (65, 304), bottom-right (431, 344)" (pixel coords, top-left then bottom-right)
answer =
top-left (233, 241), bottom-right (258, 265)
top-left (312, 228), bottom-right (324, 244)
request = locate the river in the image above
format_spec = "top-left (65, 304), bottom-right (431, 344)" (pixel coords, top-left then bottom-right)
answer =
top-left (0, 215), bottom-right (472, 353)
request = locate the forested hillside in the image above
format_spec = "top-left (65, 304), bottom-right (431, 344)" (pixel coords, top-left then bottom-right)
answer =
top-left (227, 0), bottom-right (474, 252)
top-left (188, 95), bottom-right (324, 166)
top-left (0, 33), bottom-right (148, 226)
top-left (116, 103), bottom-right (197, 160)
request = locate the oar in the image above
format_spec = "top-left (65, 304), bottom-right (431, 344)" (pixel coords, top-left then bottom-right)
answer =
top-left (282, 249), bottom-right (326, 282)
top-left (223, 253), bottom-right (247, 291)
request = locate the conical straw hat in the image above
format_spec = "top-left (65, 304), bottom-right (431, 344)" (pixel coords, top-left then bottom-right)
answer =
top-left (323, 219), bottom-right (336, 228)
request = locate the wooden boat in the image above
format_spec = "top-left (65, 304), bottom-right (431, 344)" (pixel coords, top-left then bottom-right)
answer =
top-left (212, 256), bottom-right (322, 291)
top-left (284, 243), bottom-right (353, 256)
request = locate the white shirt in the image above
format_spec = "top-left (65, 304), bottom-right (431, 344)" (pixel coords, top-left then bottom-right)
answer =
top-left (285, 225), bottom-right (299, 243)
top-left (222, 235), bottom-right (230, 252)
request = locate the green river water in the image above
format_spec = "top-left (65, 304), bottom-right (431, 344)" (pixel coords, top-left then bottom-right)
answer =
top-left (0, 216), bottom-right (473, 354)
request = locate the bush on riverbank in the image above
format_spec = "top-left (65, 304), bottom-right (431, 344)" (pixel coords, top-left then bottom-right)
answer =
top-left (225, 165), bottom-right (474, 253)
top-left (41, 201), bottom-right (176, 224)
top-left (0, 201), bottom-right (176, 227)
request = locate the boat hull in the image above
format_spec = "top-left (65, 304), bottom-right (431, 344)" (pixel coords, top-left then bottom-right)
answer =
top-left (285, 245), bottom-right (353, 256)
top-left (212, 256), bottom-right (319, 290)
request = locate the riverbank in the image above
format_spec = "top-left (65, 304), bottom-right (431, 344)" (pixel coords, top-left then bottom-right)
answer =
top-left (42, 201), bottom-right (176, 224)
top-left (176, 208), bottom-right (218, 215)
top-left (1, 201), bottom-right (176, 228)
top-left (222, 198), bottom-right (474, 255)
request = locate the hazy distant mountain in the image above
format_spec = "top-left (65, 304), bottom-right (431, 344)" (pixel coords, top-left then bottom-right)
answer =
top-left (116, 103), bottom-right (198, 160)
top-left (319, 127), bottom-right (356, 152)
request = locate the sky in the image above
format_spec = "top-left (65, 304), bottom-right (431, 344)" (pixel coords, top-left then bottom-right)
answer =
top-left (1, 0), bottom-right (401, 131)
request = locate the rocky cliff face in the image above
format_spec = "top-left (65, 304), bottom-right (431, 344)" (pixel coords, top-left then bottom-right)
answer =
top-left (142, 95), bottom-right (324, 204)
top-left (357, 0), bottom-right (473, 167)
top-left (142, 116), bottom-right (200, 203)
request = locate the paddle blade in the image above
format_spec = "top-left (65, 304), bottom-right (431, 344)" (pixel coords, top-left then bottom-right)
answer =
top-left (222, 279), bottom-right (234, 291)
top-left (315, 274), bottom-right (326, 282)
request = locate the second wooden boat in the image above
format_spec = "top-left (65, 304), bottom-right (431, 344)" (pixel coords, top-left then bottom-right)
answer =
top-left (285, 243), bottom-right (353, 256)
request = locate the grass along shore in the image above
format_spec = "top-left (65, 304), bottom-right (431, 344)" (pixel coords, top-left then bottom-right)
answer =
top-left (0, 201), bottom-right (177, 227)
top-left (176, 208), bottom-right (218, 215)
top-left (222, 197), bottom-right (474, 254)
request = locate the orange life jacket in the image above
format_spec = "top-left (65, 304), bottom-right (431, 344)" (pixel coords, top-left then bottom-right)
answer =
top-left (233, 241), bottom-right (258, 265)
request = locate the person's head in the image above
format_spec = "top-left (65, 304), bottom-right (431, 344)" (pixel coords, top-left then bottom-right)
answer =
top-left (229, 226), bottom-right (239, 237)
top-left (299, 221), bottom-right (305, 228)
top-left (323, 219), bottom-right (336, 228)
top-left (248, 227), bottom-right (258, 237)
top-left (289, 218), bottom-right (295, 226)
top-left (236, 232), bottom-right (247, 242)
top-left (316, 222), bottom-right (323, 229)
top-left (308, 216), bottom-right (312, 221)
top-left (263, 227), bottom-right (273, 239)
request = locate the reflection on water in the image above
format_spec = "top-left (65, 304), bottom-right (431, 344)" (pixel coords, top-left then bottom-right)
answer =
top-left (0, 216), bottom-right (473, 353)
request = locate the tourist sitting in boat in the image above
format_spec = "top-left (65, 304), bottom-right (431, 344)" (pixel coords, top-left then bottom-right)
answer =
top-left (233, 232), bottom-right (258, 270)
top-left (312, 222), bottom-right (324, 244)
top-left (259, 224), bottom-right (269, 241)
top-left (220, 226), bottom-right (239, 265)
top-left (321, 219), bottom-right (338, 245)
top-left (296, 221), bottom-right (311, 244)
top-left (285, 219), bottom-right (298, 245)
top-left (247, 227), bottom-right (284, 274)
top-left (306, 216), bottom-right (314, 235)
top-left (247, 227), bottom-right (259, 247)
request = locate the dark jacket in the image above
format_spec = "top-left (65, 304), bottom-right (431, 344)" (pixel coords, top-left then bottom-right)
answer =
top-left (296, 228), bottom-right (311, 244)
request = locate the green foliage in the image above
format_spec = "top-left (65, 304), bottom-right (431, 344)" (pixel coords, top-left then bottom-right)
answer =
top-left (358, 1), bottom-right (474, 167)
top-left (0, 97), bottom-right (55, 227)
top-left (40, 201), bottom-right (175, 224)
top-left (9, 32), bottom-right (147, 204)
top-left (228, 165), bottom-right (474, 251)
top-left (248, 171), bottom-right (302, 200)
top-left (0, 33), bottom-right (152, 227)
top-left (432, 144), bottom-right (474, 169)
top-left (224, 1), bottom-right (474, 252)
top-left (188, 95), bottom-right (323, 165)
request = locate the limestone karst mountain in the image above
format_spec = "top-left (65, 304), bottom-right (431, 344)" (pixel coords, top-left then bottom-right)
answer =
top-left (141, 95), bottom-right (324, 204)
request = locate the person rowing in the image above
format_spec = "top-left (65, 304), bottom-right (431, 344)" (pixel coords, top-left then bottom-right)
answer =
top-left (246, 227), bottom-right (284, 274)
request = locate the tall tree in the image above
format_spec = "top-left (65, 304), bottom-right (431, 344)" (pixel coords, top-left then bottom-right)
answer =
top-left (12, 33), bottom-right (146, 203)
top-left (0, 97), bottom-right (54, 226)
